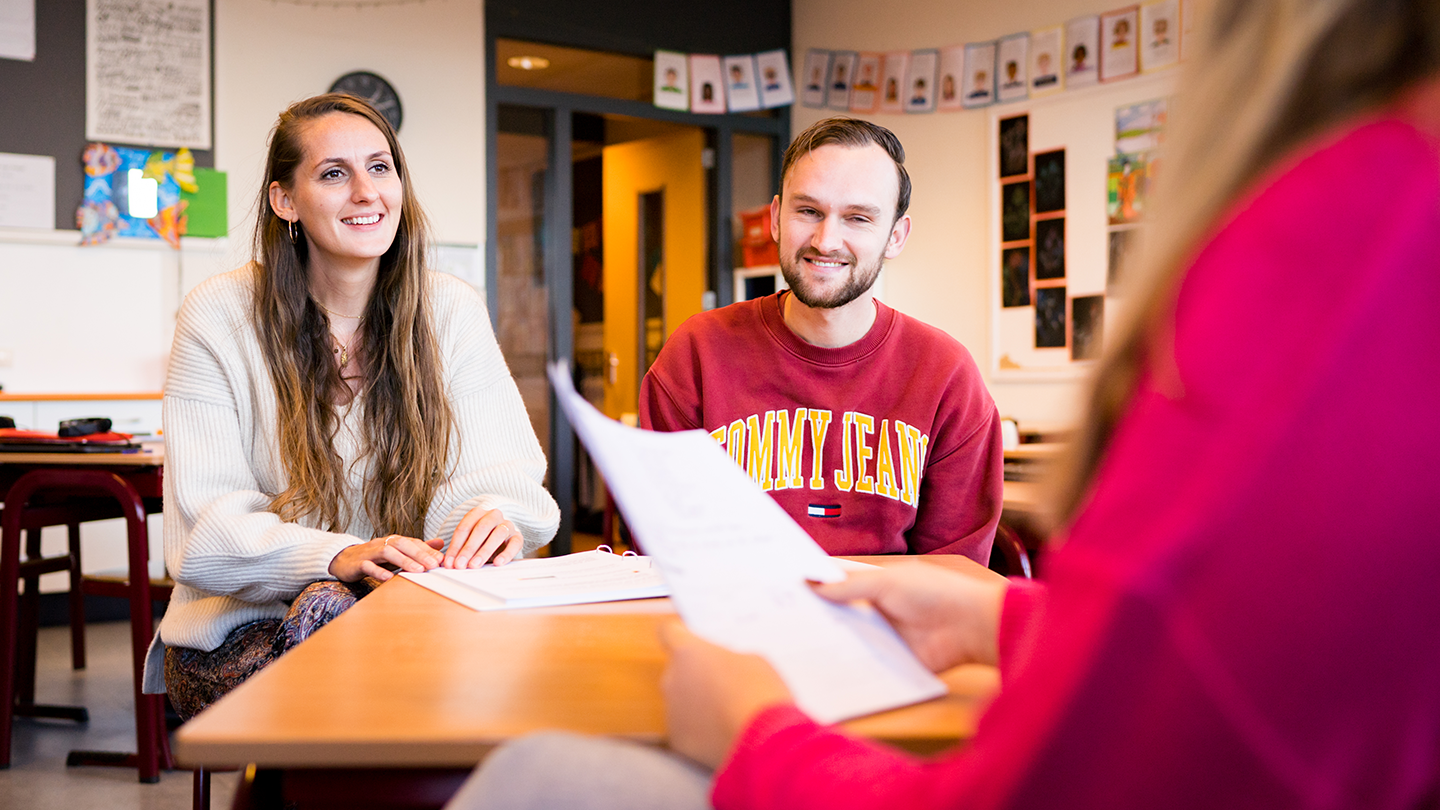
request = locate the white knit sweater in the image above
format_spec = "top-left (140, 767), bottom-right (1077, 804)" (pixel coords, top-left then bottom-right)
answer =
top-left (142, 265), bottom-right (559, 692)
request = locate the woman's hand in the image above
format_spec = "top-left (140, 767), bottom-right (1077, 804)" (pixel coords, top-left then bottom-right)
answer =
top-left (443, 507), bottom-right (524, 568)
top-left (328, 535), bottom-right (444, 582)
top-left (812, 560), bottom-right (1009, 671)
top-left (659, 621), bottom-right (794, 770)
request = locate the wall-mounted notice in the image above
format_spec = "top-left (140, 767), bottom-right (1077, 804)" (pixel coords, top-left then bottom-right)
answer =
top-left (86, 0), bottom-right (211, 149)
top-left (0, 153), bottom-right (55, 229)
top-left (0, 0), bottom-right (35, 61)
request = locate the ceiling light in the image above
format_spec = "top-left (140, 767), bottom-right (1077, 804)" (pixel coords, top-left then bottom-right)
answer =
top-left (507, 56), bottom-right (550, 71)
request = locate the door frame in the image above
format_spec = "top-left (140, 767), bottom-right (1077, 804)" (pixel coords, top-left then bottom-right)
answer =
top-left (485, 34), bottom-right (788, 553)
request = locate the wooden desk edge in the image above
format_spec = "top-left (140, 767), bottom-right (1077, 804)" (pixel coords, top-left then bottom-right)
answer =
top-left (173, 555), bottom-right (1000, 769)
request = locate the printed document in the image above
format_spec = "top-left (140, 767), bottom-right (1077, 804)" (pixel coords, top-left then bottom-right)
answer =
top-left (404, 549), bottom-right (667, 611)
top-left (547, 363), bottom-right (945, 724)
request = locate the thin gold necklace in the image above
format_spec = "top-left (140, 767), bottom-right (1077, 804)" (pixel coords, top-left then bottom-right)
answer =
top-left (314, 299), bottom-right (362, 368)
top-left (315, 299), bottom-right (364, 320)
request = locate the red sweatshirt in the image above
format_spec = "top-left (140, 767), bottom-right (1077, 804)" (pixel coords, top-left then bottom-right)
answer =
top-left (639, 293), bottom-right (1002, 560)
top-left (712, 115), bottom-right (1440, 809)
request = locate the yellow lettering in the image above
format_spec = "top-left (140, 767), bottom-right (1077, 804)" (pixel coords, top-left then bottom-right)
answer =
top-left (874, 419), bottom-right (900, 500)
top-left (833, 412), bottom-right (855, 492)
top-left (746, 412), bottom-right (777, 490)
top-left (853, 413), bottom-right (876, 494)
top-left (896, 421), bottom-right (921, 506)
top-left (808, 409), bottom-right (831, 490)
top-left (710, 426), bottom-right (727, 446)
top-left (774, 409), bottom-right (807, 491)
top-left (726, 420), bottom-right (746, 468)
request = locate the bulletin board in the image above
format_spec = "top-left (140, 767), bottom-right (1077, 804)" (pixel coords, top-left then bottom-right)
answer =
top-left (988, 71), bottom-right (1174, 379)
top-left (0, 0), bottom-right (214, 231)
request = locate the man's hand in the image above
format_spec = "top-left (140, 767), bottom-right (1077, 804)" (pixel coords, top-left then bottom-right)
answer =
top-left (660, 622), bottom-right (794, 770)
top-left (328, 535), bottom-right (444, 582)
top-left (812, 560), bottom-right (1008, 671)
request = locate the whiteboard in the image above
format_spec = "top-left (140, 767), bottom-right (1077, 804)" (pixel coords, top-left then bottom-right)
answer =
top-left (987, 71), bottom-right (1175, 379)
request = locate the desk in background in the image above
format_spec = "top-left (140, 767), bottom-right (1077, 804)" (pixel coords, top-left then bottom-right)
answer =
top-left (176, 554), bottom-right (1002, 809)
top-left (0, 446), bottom-right (170, 781)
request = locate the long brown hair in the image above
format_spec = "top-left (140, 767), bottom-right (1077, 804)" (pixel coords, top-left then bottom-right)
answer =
top-left (1050, 0), bottom-right (1440, 528)
top-left (252, 93), bottom-right (453, 537)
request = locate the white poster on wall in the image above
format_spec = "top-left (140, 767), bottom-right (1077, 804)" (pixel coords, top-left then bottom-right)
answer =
top-left (878, 51), bottom-right (909, 115)
top-left (724, 55), bottom-right (761, 112)
top-left (0, 152), bottom-right (54, 229)
top-left (996, 34), bottom-right (1030, 103)
top-left (755, 49), bottom-right (795, 109)
top-left (1141, 0), bottom-right (1180, 71)
top-left (1030, 26), bottom-right (1064, 96)
top-left (86, 0), bottom-right (211, 149)
top-left (654, 50), bottom-right (690, 111)
top-left (0, 0), bottom-right (35, 61)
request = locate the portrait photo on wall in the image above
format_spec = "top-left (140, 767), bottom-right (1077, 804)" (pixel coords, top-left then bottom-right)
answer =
top-left (937, 45), bottom-right (965, 111)
top-left (653, 50), bottom-right (690, 111)
top-left (1071, 295), bottom-right (1105, 360)
top-left (1100, 6), bottom-right (1140, 81)
top-left (880, 51), bottom-right (910, 114)
top-left (689, 54), bottom-right (727, 114)
top-left (1035, 217), bottom-right (1066, 279)
top-left (1030, 25), bottom-right (1064, 96)
top-left (1065, 15), bottom-right (1101, 88)
top-left (1141, 0), bottom-right (1180, 72)
top-left (801, 49), bottom-right (832, 108)
top-left (1002, 180), bottom-right (1031, 242)
top-left (724, 54), bottom-right (760, 112)
top-left (849, 52), bottom-right (883, 113)
top-left (1035, 286), bottom-right (1068, 348)
top-left (996, 34), bottom-right (1030, 103)
top-left (1033, 148), bottom-right (1065, 212)
top-left (828, 51), bottom-right (857, 111)
top-left (999, 114), bottom-right (1029, 178)
top-left (905, 49), bottom-right (940, 113)
top-left (962, 41), bottom-right (997, 109)
top-left (755, 49), bottom-right (795, 108)
top-left (1002, 247), bottom-right (1032, 308)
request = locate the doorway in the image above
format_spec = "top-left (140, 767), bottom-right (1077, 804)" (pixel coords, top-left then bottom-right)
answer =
top-left (489, 39), bottom-right (786, 552)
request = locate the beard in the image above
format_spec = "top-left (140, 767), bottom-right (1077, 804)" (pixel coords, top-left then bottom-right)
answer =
top-left (779, 246), bottom-right (883, 309)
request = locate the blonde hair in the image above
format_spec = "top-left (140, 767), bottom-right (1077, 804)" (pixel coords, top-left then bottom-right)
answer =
top-left (1050, 0), bottom-right (1440, 527)
top-left (253, 94), bottom-right (454, 537)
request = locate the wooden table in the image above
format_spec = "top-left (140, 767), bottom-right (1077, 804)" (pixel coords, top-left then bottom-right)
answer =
top-left (176, 555), bottom-right (1002, 808)
top-left (0, 445), bottom-right (170, 781)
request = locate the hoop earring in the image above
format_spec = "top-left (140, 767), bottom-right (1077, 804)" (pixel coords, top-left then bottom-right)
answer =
top-left (287, 219), bottom-right (297, 244)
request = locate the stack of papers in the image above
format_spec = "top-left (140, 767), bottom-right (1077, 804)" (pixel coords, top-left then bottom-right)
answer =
top-left (404, 549), bottom-right (668, 611)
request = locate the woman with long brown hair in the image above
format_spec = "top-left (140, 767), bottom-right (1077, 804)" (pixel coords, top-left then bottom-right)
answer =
top-left (447, 0), bottom-right (1440, 807)
top-left (142, 94), bottom-right (558, 717)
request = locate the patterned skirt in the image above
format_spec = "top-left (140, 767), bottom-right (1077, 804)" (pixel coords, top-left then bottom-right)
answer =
top-left (164, 578), bottom-right (375, 720)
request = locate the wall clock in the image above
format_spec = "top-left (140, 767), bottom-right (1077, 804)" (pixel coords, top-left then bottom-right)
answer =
top-left (329, 71), bottom-right (403, 131)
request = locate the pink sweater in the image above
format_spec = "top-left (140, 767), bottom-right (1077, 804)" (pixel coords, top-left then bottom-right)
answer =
top-left (713, 115), bottom-right (1440, 809)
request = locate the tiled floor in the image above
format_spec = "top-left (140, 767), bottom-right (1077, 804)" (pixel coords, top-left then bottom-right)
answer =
top-left (0, 620), bottom-right (240, 810)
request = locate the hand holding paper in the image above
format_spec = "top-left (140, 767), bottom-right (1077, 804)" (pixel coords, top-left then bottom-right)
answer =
top-left (547, 362), bottom-right (946, 724)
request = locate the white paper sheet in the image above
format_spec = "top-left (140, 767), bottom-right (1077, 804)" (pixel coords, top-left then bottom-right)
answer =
top-left (547, 363), bottom-right (946, 724)
top-left (0, 152), bottom-right (54, 229)
top-left (404, 549), bottom-right (668, 610)
top-left (0, 0), bottom-right (35, 61)
top-left (86, 0), bottom-right (211, 148)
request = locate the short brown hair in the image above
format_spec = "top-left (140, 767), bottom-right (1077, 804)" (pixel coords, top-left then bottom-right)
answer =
top-left (781, 117), bottom-right (911, 222)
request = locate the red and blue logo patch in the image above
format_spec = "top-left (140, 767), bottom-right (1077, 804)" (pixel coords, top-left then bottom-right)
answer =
top-left (807, 503), bottom-right (842, 518)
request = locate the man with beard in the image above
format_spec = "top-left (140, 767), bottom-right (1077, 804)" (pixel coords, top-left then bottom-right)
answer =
top-left (638, 118), bottom-right (1001, 560)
